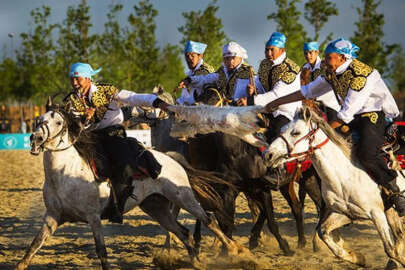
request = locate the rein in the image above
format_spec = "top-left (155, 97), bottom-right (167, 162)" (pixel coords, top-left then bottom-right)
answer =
top-left (280, 121), bottom-right (329, 161)
top-left (37, 110), bottom-right (83, 152)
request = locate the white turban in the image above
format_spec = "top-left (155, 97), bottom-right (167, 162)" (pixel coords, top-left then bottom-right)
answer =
top-left (222, 42), bottom-right (248, 59)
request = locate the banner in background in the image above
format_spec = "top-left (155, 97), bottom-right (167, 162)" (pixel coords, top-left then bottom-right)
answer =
top-left (0, 133), bottom-right (31, 150)
top-left (0, 130), bottom-right (151, 150)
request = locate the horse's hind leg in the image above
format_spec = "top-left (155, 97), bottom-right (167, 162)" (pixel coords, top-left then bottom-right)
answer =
top-left (140, 194), bottom-right (197, 260)
top-left (249, 209), bottom-right (266, 250)
top-left (163, 203), bottom-right (181, 250)
top-left (15, 213), bottom-right (58, 270)
top-left (279, 183), bottom-right (306, 248)
top-left (175, 188), bottom-right (249, 256)
top-left (318, 211), bottom-right (367, 266)
top-left (87, 214), bottom-right (110, 270)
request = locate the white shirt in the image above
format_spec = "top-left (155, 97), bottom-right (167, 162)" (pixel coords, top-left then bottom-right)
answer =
top-left (86, 83), bottom-right (158, 130)
top-left (301, 60), bottom-right (399, 123)
top-left (253, 52), bottom-right (302, 120)
top-left (303, 57), bottom-right (340, 113)
top-left (177, 59), bottom-right (205, 105)
top-left (188, 62), bottom-right (263, 101)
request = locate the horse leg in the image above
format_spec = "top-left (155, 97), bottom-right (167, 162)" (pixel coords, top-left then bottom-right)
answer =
top-left (175, 188), bottom-right (248, 257)
top-left (318, 212), bottom-right (367, 266)
top-left (279, 183), bottom-right (306, 248)
top-left (15, 213), bottom-right (59, 270)
top-left (249, 209), bottom-right (266, 250)
top-left (193, 219), bottom-right (202, 253)
top-left (163, 203), bottom-right (181, 250)
top-left (372, 209), bottom-right (405, 267)
top-left (87, 214), bottom-right (110, 270)
top-left (140, 194), bottom-right (197, 260)
top-left (248, 190), bottom-right (294, 256)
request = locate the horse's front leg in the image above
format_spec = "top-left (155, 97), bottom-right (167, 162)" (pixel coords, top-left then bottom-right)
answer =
top-left (87, 214), bottom-right (110, 270)
top-left (279, 183), bottom-right (306, 248)
top-left (15, 213), bottom-right (59, 270)
top-left (318, 211), bottom-right (367, 266)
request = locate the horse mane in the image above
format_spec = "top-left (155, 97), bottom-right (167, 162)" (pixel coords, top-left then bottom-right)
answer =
top-left (303, 106), bottom-right (353, 159)
top-left (50, 105), bottom-right (100, 163)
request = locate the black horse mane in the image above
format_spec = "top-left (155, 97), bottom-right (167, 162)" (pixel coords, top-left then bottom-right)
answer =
top-left (48, 105), bottom-right (100, 163)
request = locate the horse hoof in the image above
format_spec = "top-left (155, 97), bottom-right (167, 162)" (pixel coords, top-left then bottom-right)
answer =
top-left (349, 251), bottom-right (368, 267)
top-left (385, 259), bottom-right (400, 270)
top-left (249, 239), bottom-right (259, 250)
top-left (297, 238), bottom-right (307, 249)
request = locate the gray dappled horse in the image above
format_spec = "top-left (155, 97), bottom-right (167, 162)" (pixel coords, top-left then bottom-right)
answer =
top-left (16, 104), bottom-right (250, 270)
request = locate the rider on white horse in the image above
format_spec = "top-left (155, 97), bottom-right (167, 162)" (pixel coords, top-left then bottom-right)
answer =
top-left (264, 38), bottom-right (405, 216)
top-left (66, 62), bottom-right (170, 223)
top-left (300, 41), bottom-right (340, 123)
top-left (176, 40), bottom-right (215, 105)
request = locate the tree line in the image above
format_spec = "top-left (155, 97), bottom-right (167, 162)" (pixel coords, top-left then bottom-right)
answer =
top-left (0, 0), bottom-right (404, 105)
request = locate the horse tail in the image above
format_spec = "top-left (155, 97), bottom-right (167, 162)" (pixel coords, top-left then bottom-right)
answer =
top-left (166, 151), bottom-right (235, 229)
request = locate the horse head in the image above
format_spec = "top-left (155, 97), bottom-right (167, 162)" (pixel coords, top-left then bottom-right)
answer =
top-left (266, 107), bottom-right (324, 168)
top-left (30, 101), bottom-right (80, 155)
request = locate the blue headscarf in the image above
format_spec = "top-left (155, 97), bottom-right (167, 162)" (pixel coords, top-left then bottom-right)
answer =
top-left (266, 32), bottom-right (286, 48)
top-left (184, 40), bottom-right (207, 54)
top-left (325, 38), bottom-right (360, 59)
top-left (303, 41), bottom-right (319, 52)
top-left (69, 63), bottom-right (101, 79)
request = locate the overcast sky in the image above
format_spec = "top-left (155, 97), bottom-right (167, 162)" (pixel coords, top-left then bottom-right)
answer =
top-left (1, 0), bottom-right (404, 70)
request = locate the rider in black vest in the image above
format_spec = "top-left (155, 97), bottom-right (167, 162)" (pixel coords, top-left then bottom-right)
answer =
top-left (65, 62), bottom-right (169, 223)
top-left (264, 38), bottom-right (405, 217)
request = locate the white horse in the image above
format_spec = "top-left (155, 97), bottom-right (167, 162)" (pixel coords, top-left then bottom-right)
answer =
top-left (16, 106), bottom-right (248, 270)
top-left (266, 107), bottom-right (405, 269)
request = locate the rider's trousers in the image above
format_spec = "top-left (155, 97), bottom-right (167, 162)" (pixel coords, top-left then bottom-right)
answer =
top-left (350, 111), bottom-right (397, 186)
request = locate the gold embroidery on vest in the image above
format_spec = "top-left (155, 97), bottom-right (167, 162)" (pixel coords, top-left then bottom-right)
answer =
top-left (194, 62), bottom-right (215, 76)
top-left (361, 112), bottom-right (378, 124)
top-left (216, 63), bottom-right (251, 99)
top-left (259, 57), bottom-right (300, 91)
top-left (258, 59), bottom-right (272, 91)
top-left (91, 83), bottom-right (119, 121)
top-left (324, 59), bottom-right (373, 99)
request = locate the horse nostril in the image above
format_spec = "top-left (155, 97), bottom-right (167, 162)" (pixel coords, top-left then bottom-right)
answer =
top-left (36, 136), bottom-right (43, 142)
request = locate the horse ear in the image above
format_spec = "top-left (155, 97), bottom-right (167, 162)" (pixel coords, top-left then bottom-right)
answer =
top-left (303, 107), bottom-right (312, 122)
top-left (46, 96), bottom-right (52, 112)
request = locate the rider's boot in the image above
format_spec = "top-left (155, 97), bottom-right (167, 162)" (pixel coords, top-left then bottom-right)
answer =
top-left (386, 179), bottom-right (405, 217)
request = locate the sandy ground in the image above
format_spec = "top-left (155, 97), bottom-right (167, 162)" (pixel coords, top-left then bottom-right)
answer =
top-left (0, 150), bottom-right (393, 269)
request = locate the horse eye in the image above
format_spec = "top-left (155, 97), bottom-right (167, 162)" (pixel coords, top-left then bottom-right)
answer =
top-left (291, 130), bottom-right (300, 136)
top-left (56, 121), bottom-right (62, 126)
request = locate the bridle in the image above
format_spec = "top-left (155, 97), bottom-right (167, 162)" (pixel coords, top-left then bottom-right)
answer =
top-left (279, 120), bottom-right (330, 162)
top-left (33, 110), bottom-right (82, 152)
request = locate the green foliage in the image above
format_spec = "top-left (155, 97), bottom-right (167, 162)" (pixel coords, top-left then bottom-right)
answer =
top-left (157, 44), bottom-right (185, 94)
top-left (16, 6), bottom-right (59, 102)
top-left (0, 0), bottom-right (185, 103)
top-left (178, 0), bottom-right (228, 68)
top-left (351, 0), bottom-right (397, 76)
top-left (304, 0), bottom-right (338, 50)
top-left (388, 46), bottom-right (405, 92)
top-left (268, 0), bottom-right (307, 65)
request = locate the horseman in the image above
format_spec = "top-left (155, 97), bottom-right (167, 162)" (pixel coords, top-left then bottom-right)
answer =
top-left (66, 62), bottom-right (170, 223)
top-left (239, 32), bottom-right (301, 143)
top-left (176, 40), bottom-right (215, 105)
top-left (177, 41), bottom-right (256, 106)
top-left (301, 41), bottom-right (340, 123)
top-left (265, 38), bottom-right (405, 216)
